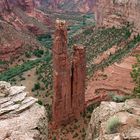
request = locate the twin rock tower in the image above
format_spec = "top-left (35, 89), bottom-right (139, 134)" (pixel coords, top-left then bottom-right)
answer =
top-left (52, 19), bottom-right (86, 126)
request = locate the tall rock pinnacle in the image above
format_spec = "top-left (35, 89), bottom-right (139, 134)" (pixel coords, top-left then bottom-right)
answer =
top-left (52, 19), bottom-right (72, 126)
top-left (52, 19), bottom-right (86, 127)
top-left (72, 45), bottom-right (86, 117)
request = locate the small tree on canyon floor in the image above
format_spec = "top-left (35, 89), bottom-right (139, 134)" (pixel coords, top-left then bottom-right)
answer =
top-left (131, 55), bottom-right (140, 97)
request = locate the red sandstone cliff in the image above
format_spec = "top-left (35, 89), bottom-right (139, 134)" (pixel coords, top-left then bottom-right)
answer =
top-left (0, 0), bottom-right (51, 35)
top-left (95, 0), bottom-right (140, 32)
top-left (39, 0), bottom-right (96, 13)
top-left (0, 20), bottom-right (41, 62)
top-left (0, 0), bottom-right (51, 63)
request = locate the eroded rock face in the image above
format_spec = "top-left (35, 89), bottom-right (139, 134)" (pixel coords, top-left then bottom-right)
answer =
top-left (85, 56), bottom-right (136, 105)
top-left (40, 0), bottom-right (96, 13)
top-left (52, 20), bottom-right (86, 126)
top-left (0, 0), bottom-right (50, 63)
top-left (0, 0), bottom-right (49, 34)
top-left (0, 0), bottom-right (34, 13)
top-left (72, 45), bottom-right (86, 117)
top-left (20, 0), bottom-right (35, 13)
top-left (0, 20), bottom-right (41, 62)
top-left (52, 19), bottom-right (72, 126)
top-left (95, 0), bottom-right (140, 32)
top-left (86, 99), bottom-right (140, 140)
top-left (0, 81), bottom-right (48, 140)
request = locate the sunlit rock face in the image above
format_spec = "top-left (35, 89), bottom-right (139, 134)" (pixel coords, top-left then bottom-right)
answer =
top-left (95, 0), bottom-right (140, 32)
top-left (0, 0), bottom-right (50, 63)
top-left (86, 99), bottom-right (140, 140)
top-left (0, 81), bottom-right (48, 140)
top-left (38, 0), bottom-right (96, 13)
top-left (0, 19), bottom-right (41, 63)
top-left (0, 0), bottom-right (50, 33)
top-left (18, 0), bottom-right (35, 13)
top-left (0, 0), bottom-right (34, 13)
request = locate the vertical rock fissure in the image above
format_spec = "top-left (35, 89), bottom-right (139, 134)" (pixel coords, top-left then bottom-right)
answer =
top-left (71, 63), bottom-right (74, 108)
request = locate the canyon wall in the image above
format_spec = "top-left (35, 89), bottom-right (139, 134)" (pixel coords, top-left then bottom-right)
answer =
top-left (95, 0), bottom-right (140, 32)
top-left (0, 0), bottom-right (50, 34)
top-left (0, 0), bottom-right (51, 63)
top-left (39, 0), bottom-right (96, 13)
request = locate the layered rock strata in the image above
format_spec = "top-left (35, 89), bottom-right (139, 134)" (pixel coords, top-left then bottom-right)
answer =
top-left (0, 81), bottom-right (48, 140)
top-left (86, 99), bottom-right (140, 140)
top-left (52, 20), bottom-right (86, 126)
top-left (0, 0), bottom-right (50, 63)
top-left (0, 20), bottom-right (41, 62)
top-left (95, 0), bottom-right (140, 32)
top-left (39, 0), bottom-right (97, 13)
top-left (0, 0), bottom-right (49, 34)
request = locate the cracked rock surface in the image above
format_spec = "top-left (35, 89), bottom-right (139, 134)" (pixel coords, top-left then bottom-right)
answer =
top-left (86, 99), bottom-right (140, 140)
top-left (0, 81), bottom-right (48, 140)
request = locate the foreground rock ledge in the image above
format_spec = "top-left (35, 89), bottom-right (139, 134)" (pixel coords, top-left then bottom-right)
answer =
top-left (0, 81), bottom-right (48, 140)
top-left (86, 99), bottom-right (140, 140)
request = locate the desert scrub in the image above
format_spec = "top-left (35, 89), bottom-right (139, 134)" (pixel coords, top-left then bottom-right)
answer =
top-left (131, 55), bottom-right (140, 98)
top-left (106, 116), bottom-right (120, 134)
top-left (109, 93), bottom-right (131, 103)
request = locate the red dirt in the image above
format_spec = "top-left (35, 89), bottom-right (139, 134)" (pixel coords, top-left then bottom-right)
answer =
top-left (85, 55), bottom-right (136, 105)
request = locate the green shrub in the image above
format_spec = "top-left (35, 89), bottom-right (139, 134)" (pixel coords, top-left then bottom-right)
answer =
top-left (131, 55), bottom-right (140, 98)
top-left (33, 83), bottom-right (40, 90)
top-left (52, 136), bottom-right (56, 140)
top-left (25, 51), bottom-right (31, 58)
top-left (106, 116), bottom-right (120, 134)
top-left (33, 49), bottom-right (44, 57)
top-left (0, 60), bottom-right (6, 65)
top-left (37, 100), bottom-right (43, 105)
top-left (109, 93), bottom-right (130, 103)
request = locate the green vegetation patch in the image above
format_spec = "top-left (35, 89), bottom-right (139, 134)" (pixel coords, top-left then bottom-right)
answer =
top-left (0, 51), bottom-right (51, 81)
top-left (131, 54), bottom-right (140, 98)
top-left (106, 116), bottom-right (120, 134)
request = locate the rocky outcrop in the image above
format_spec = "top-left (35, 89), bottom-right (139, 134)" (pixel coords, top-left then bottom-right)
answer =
top-left (95, 0), bottom-right (140, 32)
top-left (0, 0), bottom-right (51, 63)
top-left (0, 0), bottom-right (34, 13)
top-left (0, 0), bottom-right (50, 34)
top-left (40, 0), bottom-right (96, 13)
top-left (52, 20), bottom-right (86, 126)
top-left (0, 20), bottom-right (41, 62)
top-left (86, 99), bottom-right (140, 140)
top-left (0, 81), bottom-right (48, 140)
top-left (72, 45), bottom-right (86, 117)
top-left (52, 19), bottom-right (72, 126)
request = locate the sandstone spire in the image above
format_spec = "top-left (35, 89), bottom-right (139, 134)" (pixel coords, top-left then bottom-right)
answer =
top-left (72, 45), bottom-right (86, 117)
top-left (52, 19), bottom-right (86, 126)
top-left (52, 19), bottom-right (72, 126)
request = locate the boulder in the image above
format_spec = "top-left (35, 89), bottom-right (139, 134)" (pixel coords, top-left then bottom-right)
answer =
top-left (0, 81), bottom-right (48, 140)
top-left (86, 99), bottom-right (140, 140)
